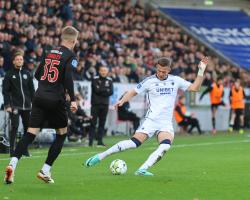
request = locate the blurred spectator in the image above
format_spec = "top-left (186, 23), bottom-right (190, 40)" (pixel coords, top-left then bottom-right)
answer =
top-left (109, 67), bottom-right (121, 82)
top-left (174, 95), bottom-right (203, 134)
top-left (60, 0), bottom-right (73, 21)
top-left (118, 92), bottom-right (140, 132)
top-left (73, 59), bottom-right (85, 81)
top-left (0, 55), bottom-right (5, 77)
top-left (228, 79), bottom-right (246, 134)
top-left (0, 0), bottom-right (248, 85)
top-left (68, 94), bottom-right (91, 142)
top-left (118, 67), bottom-right (129, 83)
top-left (26, 58), bottom-right (36, 77)
top-left (199, 77), bottom-right (225, 135)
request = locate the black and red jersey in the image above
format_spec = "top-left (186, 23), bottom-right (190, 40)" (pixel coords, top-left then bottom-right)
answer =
top-left (34, 45), bottom-right (77, 102)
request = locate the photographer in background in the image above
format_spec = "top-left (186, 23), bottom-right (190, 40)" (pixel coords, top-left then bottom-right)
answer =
top-left (118, 92), bottom-right (140, 132)
top-left (175, 95), bottom-right (203, 135)
top-left (68, 94), bottom-right (92, 142)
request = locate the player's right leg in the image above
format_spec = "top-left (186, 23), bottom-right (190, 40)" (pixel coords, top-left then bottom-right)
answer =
top-left (37, 128), bottom-right (67, 184)
top-left (85, 132), bottom-right (147, 167)
top-left (4, 127), bottom-right (39, 184)
top-left (38, 100), bottom-right (68, 184)
top-left (38, 127), bottom-right (67, 184)
top-left (135, 131), bottom-right (174, 176)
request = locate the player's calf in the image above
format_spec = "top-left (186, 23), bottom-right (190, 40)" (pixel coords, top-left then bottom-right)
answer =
top-left (137, 139), bottom-right (171, 173)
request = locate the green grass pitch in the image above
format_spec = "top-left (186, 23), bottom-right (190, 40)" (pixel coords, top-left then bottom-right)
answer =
top-left (1, 132), bottom-right (250, 200)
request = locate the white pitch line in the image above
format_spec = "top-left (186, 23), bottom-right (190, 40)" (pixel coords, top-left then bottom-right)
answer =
top-left (0, 151), bottom-right (99, 161)
top-left (173, 139), bottom-right (250, 148)
top-left (0, 139), bottom-right (250, 161)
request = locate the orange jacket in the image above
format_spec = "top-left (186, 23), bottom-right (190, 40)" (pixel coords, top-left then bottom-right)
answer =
top-left (174, 103), bottom-right (186, 123)
top-left (230, 85), bottom-right (245, 109)
top-left (210, 83), bottom-right (224, 104)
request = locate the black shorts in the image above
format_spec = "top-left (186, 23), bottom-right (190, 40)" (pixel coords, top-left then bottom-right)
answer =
top-left (233, 109), bottom-right (244, 116)
top-left (29, 97), bottom-right (68, 129)
top-left (211, 102), bottom-right (224, 110)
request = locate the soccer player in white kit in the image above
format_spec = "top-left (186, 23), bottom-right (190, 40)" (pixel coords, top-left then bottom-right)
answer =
top-left (85, 57), bottom-right (208, 176)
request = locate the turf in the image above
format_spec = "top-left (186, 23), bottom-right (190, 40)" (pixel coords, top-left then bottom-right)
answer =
top-left (1, 132), bottom-right (250, 200)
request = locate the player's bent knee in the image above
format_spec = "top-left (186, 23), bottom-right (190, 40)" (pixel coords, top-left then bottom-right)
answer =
top-left (158, 131), bottom-right (174, 143)
top-left (56, 127), bottom-right (67, 135)
top-left (159, 140), bottom-right (171, 157)
top-left (27, 127), bottom-right (40, 135)
top-left (160, 139), bottom-right (171, 145)
top-left (131, 137), bottom-right (142, 147)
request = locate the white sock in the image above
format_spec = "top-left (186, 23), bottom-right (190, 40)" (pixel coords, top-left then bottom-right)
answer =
top-left (139, 144), bottom-right (171, 170)
top-left (98, 140), bottom-right (137, 160)
top-left (9, 157), bottom-right (18, 170)
top-left (41, 163), bottom-right (51, 174)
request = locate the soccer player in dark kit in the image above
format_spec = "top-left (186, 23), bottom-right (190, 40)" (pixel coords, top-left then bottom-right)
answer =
top-left (4, 26), bottom-right (78, 184)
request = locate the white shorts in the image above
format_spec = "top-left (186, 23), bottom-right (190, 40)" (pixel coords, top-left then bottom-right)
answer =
top-left (135, 118), bottom-right (174, 138)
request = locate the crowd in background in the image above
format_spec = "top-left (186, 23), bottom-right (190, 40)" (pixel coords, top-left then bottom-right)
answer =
top-left (0, 0), bottom-right (249, 86)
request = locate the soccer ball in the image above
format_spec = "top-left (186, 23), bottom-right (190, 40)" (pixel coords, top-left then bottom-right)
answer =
top-left (109, 159), bottom-right (127, 175)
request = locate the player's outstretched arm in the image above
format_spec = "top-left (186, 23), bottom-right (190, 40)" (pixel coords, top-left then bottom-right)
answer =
top-left (114, 89), bottom-right (137, 109)
top-left (188, 57), bottom-right (209, 92)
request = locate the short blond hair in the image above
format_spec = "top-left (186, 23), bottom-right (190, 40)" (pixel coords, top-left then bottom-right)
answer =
top-left (12, 49), bottom-right (24, 61)
top-left (61, 26), bottom-right (79, 41)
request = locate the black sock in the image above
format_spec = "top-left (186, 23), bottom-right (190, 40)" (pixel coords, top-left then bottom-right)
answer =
top-left (13, 132), bottom-right (36, 159)
top-left (197, 125), bottom-right (202, 134)
top-left (45, 134), bottom-right (67, 166)
top-left (195, 120), bottom-right (202, 134)
top-left (187, 126), bottom-right (194, 134)
top-left (212, 117), bottom-right (215, 129)
top-left (9, 128), bottom-right (17, 157)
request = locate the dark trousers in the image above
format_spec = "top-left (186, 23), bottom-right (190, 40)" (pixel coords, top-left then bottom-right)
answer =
top-left (9, 109), bottom-right (30, 156)
top-left (89, 104), bottom-right (109, 146)
top-left (178, 117), bottom-right (202, 134)
top-left (118, 112), bottom-right (140, 131)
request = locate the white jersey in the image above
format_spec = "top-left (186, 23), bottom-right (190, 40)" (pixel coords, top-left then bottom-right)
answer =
top-left (134, 74), bottom-right (191, 124)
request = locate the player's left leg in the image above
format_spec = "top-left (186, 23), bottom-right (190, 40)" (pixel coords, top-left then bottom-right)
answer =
top-left (135, 131), bottom-right (174, 176)
top-left (20, 110), bottom-right (32, 157)
top-left (38, 127), bottom-right (67, 184)
top-left (37, 99), bottom-right (68, 184)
